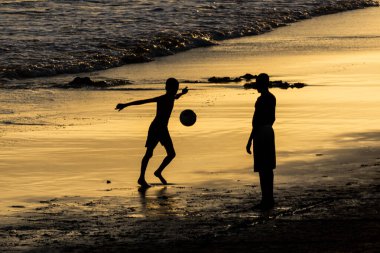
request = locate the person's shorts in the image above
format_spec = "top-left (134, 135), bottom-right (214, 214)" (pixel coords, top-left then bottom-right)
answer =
top-left (145, 124), bottom-right (173, 149)
top-left (253, 125), bottom-right (276, 172)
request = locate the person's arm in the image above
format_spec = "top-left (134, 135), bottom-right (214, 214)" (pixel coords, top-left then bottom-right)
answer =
top-left (175, 87), bottom-right (188, 100)
top-left (246, 128), bottom-right (254, 154)
top-left (115, 97), bottom-right (158, 111)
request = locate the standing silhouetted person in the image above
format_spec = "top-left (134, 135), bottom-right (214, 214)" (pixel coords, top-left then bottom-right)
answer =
top-left (246, 73), bottom-right (276, 209)
top-left (116, 78), bottom-right (188, 188)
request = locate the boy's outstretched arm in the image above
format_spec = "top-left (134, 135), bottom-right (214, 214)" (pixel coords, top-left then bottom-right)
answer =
top-left (175, 87), bottom-right (188, 100)
top-left (115, 97), bottom-right (158, 111)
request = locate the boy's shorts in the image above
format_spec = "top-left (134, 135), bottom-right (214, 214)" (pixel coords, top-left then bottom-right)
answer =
top-left (145, 125), bottom-right (173, 150)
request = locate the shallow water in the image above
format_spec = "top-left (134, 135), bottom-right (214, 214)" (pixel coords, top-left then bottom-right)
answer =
top-left (1, 7), bottom-right (380, 214)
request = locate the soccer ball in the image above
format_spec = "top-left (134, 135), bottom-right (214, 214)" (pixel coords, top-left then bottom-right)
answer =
top-left (180, 109), bottom-right (197, 127)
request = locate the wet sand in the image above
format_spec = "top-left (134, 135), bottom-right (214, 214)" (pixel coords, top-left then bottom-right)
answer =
top-left (0, 147), bottom-right (379, 252)
top-left (1, 6), bottom-right (380, 253)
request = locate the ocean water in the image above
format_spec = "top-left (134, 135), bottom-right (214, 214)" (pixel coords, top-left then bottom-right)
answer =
top-left (0, 0), bottom-right (378, 82)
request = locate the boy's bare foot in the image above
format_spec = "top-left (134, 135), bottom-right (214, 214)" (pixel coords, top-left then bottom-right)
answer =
top-left (138, 178), bottom-right (151, 188)
top-left (154, 171), bottom-right (168, 185)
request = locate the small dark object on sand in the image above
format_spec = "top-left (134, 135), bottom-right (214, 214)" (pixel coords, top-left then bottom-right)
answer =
top-left (106, 180), bottom-right (111, 184)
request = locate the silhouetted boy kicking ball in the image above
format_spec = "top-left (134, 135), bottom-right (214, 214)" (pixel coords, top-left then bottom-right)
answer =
top-left (116, 78), bottom-right (188, 188)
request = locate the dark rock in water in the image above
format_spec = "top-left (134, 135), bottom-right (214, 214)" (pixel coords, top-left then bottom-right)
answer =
top-left (182, 80), bottom-right (202, 84)
top-left (207, 74), bottom-right (306, 89)
top-left (121, 54), bottom-right (152, 64)
top-left (244, 80), bottom-right (307, 89)
top-left (69, 77), bottom-right (104, 88)
top-left (240, 73), bottom-right (257, 81)
top-left (208, 76), bottom-right (242, 83)
top-left (208, 73), bottom-right (255, 83)
top-left (271, 80), bottom-right (290, 89)
top-left (56, 77), bottom-right (132, 89)
top-left (244, 82), bottom-right (256, 89)
top-left (11, 205), bottom-right (25, 208)
top-left (108, 79), bottom-right (133, 87)
top-left (208, 73), bottom-right (256, 83)
top-left (293, 82), bottom-right (306, 88)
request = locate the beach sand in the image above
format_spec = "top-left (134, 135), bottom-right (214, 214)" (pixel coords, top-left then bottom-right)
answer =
top-left (1, 7), bottom-right (380, 253)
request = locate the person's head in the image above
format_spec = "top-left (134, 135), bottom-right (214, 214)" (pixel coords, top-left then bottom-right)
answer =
top-left (256, 73), bottom-right (270, 93)
top-left (165, 77), bottom-right (179, 95)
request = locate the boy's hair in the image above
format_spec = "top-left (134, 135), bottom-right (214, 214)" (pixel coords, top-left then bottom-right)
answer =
top-left (256, 73), bottom-right (270, 88)
top-left (166, 78), bottom-right (179, 92)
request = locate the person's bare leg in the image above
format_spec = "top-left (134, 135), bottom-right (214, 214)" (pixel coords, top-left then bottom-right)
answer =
top-left (154, 144), bottom-right (175, 185)
top-left (138, 148), bottom-right (154, 188)
top-left (259, 170), bottom-right (274, 209)
top-left (154, 157), bottom-right (173, 185)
